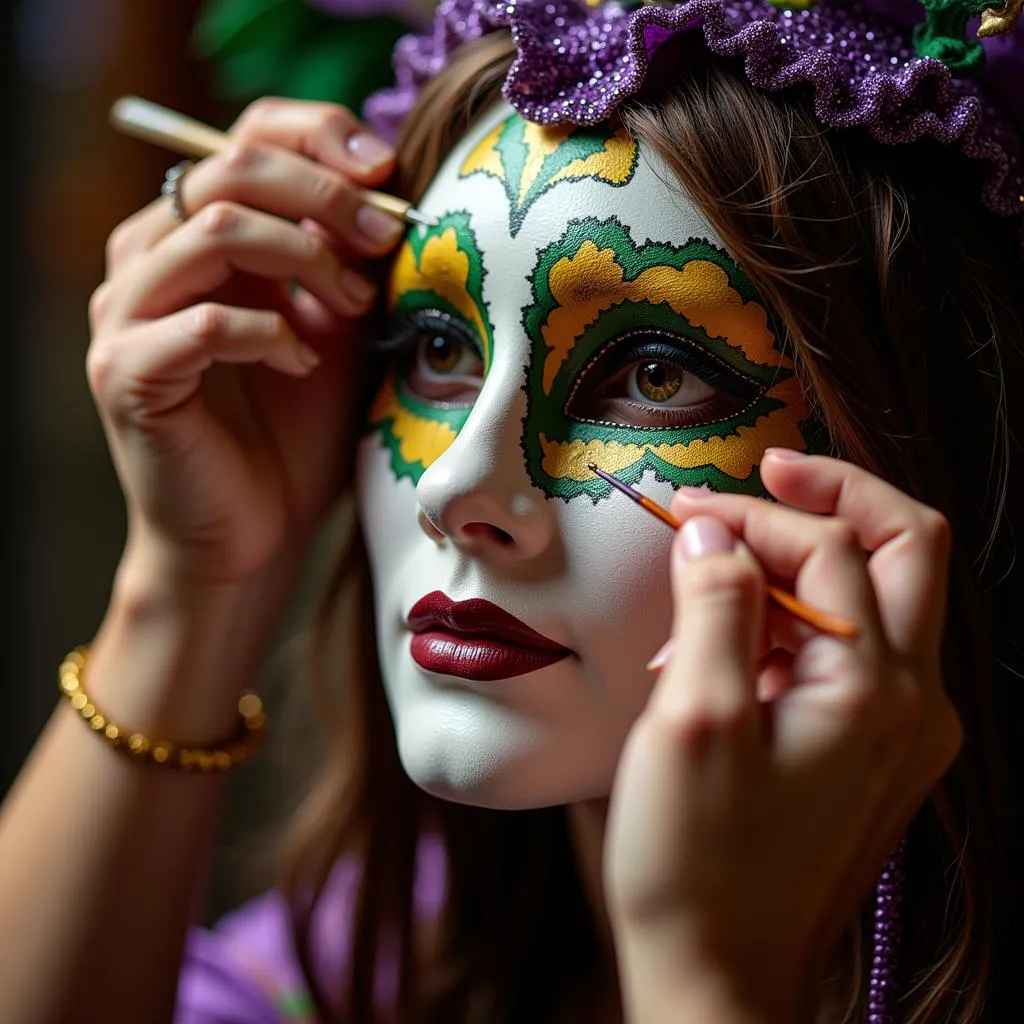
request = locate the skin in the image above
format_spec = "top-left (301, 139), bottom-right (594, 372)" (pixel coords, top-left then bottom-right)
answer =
top-left (608, 463), bottom-right (963, 1020)
top-left (358, 101), bottom-right (814, 808)
top-left (358, 101), bottom-right (963, 1017)
top-left (0, 98), bottom-right (404, 1024)
top-left (0, 93), bottom-right (963, 1024)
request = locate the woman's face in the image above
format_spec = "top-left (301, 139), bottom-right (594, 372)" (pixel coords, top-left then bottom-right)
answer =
top-left (356, 101), bottom-right (810, 809)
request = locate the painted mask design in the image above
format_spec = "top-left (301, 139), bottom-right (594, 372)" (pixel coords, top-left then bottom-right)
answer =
top-left (366, 211), bottom-right (494, 483)
top-left (367, 101), bottom-right (813, 501)
top-left (357, 102), bottom-right (816, 809)
top-left (460, 113), bottom-right (639, 236)
top-left (522, 216), bottom-right (809, 502)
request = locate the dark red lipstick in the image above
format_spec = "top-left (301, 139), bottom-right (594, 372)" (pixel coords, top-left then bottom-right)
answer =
top-left (407, 591), bottom-right (571, 681)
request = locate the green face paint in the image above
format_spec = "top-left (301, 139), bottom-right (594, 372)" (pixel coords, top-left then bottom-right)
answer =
top-left (520, 216), bottom-right (814, 501)
top-left (366, 211), bottom-right (494, 484)
top-left (460, 113), bottom-right (639, 237)
top-left (366, 106), bottom-right (813, 501)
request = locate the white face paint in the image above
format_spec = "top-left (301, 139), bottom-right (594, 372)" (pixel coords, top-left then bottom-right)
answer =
top-left (356, 101), bottom-right (809, 809)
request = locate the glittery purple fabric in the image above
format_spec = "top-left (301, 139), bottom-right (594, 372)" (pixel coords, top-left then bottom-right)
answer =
top-left (364, 0), bottom-right (1024, 224)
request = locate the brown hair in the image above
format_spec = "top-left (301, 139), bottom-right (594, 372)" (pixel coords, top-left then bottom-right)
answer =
top-left (276, 31), bottom-right (1024, 1024)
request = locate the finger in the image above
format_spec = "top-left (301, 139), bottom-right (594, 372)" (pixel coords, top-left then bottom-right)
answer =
top-left (107, 202), bottom-right (378, 325)
top-left (88, 303), bottom-right (319, 421)
top-left (103, 101), bottom-right (398, 269)
top-left (756, 647), bottom-right (795, 701)
top-left (167, 142), bottom-right (405, 257)
top-left (229, 98), bottom-right (396, 181)
top-left (670, 488), bottom-right (884, 645)
top-left (104, 197), bottom-right (185, 273)
top-left (649, 516), bottom-right (764, 738)
top-left (759, 449), bottom-right (951, 658)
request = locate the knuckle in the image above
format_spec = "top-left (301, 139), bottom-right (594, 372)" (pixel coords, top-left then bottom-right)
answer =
top-left (188, 303), bottom-right (230, 341)
top-left (195, 201), bottom-right (242, 239)
top-left (85, 339), bottom-right (119, 399)
top-left (219, 140), bottom-right (266, 176)
top-left (295, 228), bottom-right (330, 266)
top-left (685, 555), bottom-right (760, 603)
top-left (233, 96), bottom-right (286, 135)
top-left (105, 219), bottom-right (137, 266)
top-left (821, 518), bottom-right (859, 553)
top-left (917, 508), bottom-right (952, 558)
top-left (305, 171), bottom-right (351, 213)
top-left (653, 698), bottom-right (752, 750)
top-left (253, 308), bottom-right (286, 337)
top-left (88, 282), bottom-right (113, 328)
top-left (318, 105), bottom-right (358, 138)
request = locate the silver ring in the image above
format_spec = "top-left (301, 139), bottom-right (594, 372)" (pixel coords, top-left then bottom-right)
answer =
top-left (160, 159), bottom-right (195, 221)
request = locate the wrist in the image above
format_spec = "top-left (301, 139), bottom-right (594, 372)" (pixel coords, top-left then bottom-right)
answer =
top-left (623, 978), bottom-right (794, 1024)
top-left (616, 927), bottom-right (810, 1024)
top-left (80, 537), bottom-right (299, 744)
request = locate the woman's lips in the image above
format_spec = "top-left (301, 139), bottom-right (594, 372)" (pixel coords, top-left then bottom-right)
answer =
top-left (407, 590), bottom-right (571, 681)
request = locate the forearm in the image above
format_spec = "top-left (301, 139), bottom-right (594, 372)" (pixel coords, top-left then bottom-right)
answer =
top-left (0, 544), bottom-right (296, 1024)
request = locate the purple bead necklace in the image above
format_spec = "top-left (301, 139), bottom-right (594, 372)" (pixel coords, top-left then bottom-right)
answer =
top-left (868, 835), bottom-right (908, 1023)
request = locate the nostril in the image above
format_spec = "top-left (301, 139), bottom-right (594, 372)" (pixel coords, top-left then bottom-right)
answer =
top-left (462, 522), bottom-right (515, 546)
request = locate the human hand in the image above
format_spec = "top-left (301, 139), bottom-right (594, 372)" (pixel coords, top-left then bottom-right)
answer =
top-left (604, 450), bottom-right (963, 1022)
top-left (87, 98), bottom-right (403, 583)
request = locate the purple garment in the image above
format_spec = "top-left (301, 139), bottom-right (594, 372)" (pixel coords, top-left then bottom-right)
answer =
top-left (174, 837), bottom-right (447, 1023)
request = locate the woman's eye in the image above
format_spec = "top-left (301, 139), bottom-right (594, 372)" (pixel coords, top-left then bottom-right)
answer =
top-left (422, 332), bottom-right (464, 374)
top-left (629, 361), bottom-right (698, 405)
top-left (393, 318), bottom-right (484, 406)
top-left (567, 334), bottom-right (760, 429)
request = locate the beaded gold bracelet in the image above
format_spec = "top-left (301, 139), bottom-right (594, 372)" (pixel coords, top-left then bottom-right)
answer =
top-left (58, 645), bottom-right (266, 772)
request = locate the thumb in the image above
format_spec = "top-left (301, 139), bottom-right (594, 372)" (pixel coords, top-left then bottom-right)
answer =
top-left (654, 515), bottom-right (764, 718)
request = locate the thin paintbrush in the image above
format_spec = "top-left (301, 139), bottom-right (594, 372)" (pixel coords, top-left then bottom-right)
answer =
top-left (588, 463), bottom-right (859, 640)
top-left (109, 94), bottom-right (437, 228)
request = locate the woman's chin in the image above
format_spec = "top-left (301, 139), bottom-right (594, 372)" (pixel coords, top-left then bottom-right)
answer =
top-left (397, 740), bottom-right (616, 811)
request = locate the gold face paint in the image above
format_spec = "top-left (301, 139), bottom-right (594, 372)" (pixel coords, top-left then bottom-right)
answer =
top-left (366, 211), bottom-right (494, 483)
top-left (460, 113), bottom-right (639, 236)
top-left (521, 217), bottom-right (813, 500)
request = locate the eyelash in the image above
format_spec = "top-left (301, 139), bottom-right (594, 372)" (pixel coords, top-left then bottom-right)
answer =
top-left (375, 316), bottom-right (761, 430)
top-left (376, 309), bottom-right (481, 360)
top-left (566, 329), bottom-right (761, 429)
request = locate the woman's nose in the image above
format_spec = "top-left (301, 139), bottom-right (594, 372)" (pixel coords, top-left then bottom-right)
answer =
top-left (415, 393), bottom-right (556, 564)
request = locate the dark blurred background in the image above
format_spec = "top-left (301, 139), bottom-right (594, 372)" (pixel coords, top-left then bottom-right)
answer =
top-left (4, 0), bottom-right (226, 912)
top-left (3, 0), bottom-right (418, 918)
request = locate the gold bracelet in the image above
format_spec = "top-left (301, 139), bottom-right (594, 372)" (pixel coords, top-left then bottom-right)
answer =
top-left (58, 645), bottom-right (266, 772)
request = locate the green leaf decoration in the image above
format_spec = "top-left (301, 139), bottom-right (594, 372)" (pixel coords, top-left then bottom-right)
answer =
top-left (280, 18), bottom-right (409, 107)
top-left (192, 0), bottom-right (410, 109)
top-left (912, 0), bottom-right (994, 72)
top-left (193, 0), bottom-right (303, 59)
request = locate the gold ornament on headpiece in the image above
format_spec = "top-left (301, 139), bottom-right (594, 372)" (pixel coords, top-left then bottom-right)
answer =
top-left (978, 0), bottom-right (1022, 37)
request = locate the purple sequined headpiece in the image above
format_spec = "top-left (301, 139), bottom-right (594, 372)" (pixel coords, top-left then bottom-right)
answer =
top-left (364, 0), bottom-right (1024, 229)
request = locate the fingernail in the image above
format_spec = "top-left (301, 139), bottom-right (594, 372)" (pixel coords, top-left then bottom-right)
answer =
top-left (356, 203), bottom-right (404, 246)
top-left (680, 516), bottom-right (735, 560)
top-left (646, 638), bottom-right (674, 673)
top-left (346, 132), bottom-right (395, 171)
top-left (675, 484), bottom-right (713, 498)
top-left (765, 447), bottom-right (808, 461)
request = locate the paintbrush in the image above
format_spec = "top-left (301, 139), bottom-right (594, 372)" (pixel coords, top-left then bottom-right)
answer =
top-left (109, 94), bottom-right (436, 228)
top-left (588, 463), bottom-right (859, 640)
